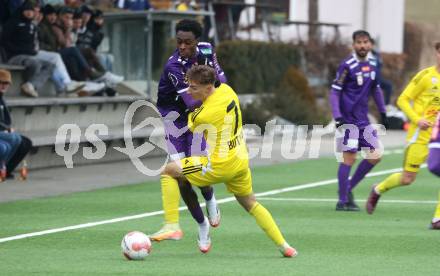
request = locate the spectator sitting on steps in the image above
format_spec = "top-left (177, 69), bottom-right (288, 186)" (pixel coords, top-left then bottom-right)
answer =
top-left (53, 7), bottom-right (123, 90)
top-left (1, 1), bottom-right (55, 97)
top-left (0, 69), bottom-right (32, 180)
top-left (39, 5), bottom-right (105, 94)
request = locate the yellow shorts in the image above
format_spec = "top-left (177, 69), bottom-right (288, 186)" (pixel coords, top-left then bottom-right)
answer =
top-left (179, 156), bottom-right (253, 196)
top-left (403, 143), bottom-right (429, 172)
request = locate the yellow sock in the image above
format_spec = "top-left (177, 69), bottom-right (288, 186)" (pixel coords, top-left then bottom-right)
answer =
top-left (249, 202), bottom-right (286, 246)
top-left (376, 173), bottom-right (402, 194)
top-left (161, 175), bottom-right (180, 224)
top-left (434, 192), bottom-right (440, 219)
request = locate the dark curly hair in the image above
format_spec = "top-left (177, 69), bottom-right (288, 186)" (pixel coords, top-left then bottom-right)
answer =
top-left (352, 30), bottom-right (371, 42)
top-left (175, 19), bottom-right (203, 39)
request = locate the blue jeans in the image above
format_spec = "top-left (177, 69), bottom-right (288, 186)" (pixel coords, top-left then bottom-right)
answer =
top-left (0, 139), bottom-right (11, 164)
top-left (0, 131), bottom-right (22, 162)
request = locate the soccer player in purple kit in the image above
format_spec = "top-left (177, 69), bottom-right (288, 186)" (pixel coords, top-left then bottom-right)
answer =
top-left (330, 30), bottom-right (388, 211)
top-left (428, 113), bottom-right (440, 229)
top-left (150, 19), bottom-right (227, 241)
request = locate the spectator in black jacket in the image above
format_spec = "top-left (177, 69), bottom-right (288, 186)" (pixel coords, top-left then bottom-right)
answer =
top-left (1, 1), bottom-right (54, 97)
top-left (0, 69), bottom-right (32, 180)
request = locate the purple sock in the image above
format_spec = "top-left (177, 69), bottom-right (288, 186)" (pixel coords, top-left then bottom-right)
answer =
top-left (188, 204), bottom-right (205, 224)
top-left (349, 159), bottom-right (375, 191)
top-left (178, 180), bottom-right (205, 224)
top-left (338, 163), bottom-right (352, 203)
top-left (200, 186), bottom-right (213, 201)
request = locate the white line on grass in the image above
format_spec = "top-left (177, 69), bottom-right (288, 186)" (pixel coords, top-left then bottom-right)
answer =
top-left (258, 197), bottom-right (437, 204)
top-left (0, 164), bottom-right (426, 244)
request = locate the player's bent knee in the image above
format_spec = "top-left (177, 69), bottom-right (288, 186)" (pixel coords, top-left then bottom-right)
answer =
top-left (401, 175), bottom-right (416, 185)
top-left (161, 162), bottom-right (182, 178)
top-left (235, 194), bottom-right (256, 212)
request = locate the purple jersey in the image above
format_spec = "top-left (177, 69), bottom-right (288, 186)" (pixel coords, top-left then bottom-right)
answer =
top-left (157, 42), bottom-right (226, 117)
top-left (330, 53), bottom-right (386, 128)
top-left (156, 42), bottom-right (226, 159)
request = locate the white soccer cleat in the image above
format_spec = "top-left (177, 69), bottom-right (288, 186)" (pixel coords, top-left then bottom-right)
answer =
top-left (279, 243), bottom-right (298, 258)
top-left (206, 205), bottom-right (221, 228)
top-left (198, 217), bottom-right (211, 253)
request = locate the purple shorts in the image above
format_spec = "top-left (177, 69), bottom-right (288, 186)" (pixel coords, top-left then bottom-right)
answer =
top-left (336, 126), bottom-right (380, 153)
top-left (428, 147), bottom-right (440, 177)
top-left (160, 111), bottom-right (206, 161)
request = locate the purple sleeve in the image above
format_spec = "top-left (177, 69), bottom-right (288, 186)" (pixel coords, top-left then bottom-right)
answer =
top-left (167, 64), bottom-right (201, 111)
top-left (373, 85), bottom-right (386, 114)
top-left (329, 62), bottom-right (347, 119)
top-left (180, 93), bottom-right (201, 111)
top-left (213, 52), bottom-right (227, 83)
top-left (330, 89), bottom-right (342, 119)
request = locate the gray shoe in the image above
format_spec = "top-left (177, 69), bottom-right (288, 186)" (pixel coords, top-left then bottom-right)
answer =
top-left (65, 81), bottom-right (86, 93)
top-left (21, 82), bottom-right (38, 97)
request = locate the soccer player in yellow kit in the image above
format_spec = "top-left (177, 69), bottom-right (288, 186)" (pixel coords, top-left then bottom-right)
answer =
top-left (160, 65), bottom-right (297, 257)
top-left (366, 43), bottom-right (440, 214)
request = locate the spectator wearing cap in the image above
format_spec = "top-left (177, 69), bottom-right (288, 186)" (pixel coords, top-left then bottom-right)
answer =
top-left (0, 69), bottom-right (32, 179)
top-left (1, 1), bottom-right (54, 97)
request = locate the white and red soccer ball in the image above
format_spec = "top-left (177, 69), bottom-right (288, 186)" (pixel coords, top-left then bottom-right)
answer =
top-left (121, 231), bottom-right (152, 260)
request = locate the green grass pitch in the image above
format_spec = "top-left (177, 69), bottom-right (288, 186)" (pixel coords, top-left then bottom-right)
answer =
top-left (0, 152), bottom-right (438, 275)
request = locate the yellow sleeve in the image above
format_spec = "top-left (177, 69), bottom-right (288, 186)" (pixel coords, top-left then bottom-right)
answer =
top-left (187, 112), bottom-right (195, 132)
top-left (187, 107), bottom-right (204, 132)
top-left (397, 69), bottom-right (428, 124)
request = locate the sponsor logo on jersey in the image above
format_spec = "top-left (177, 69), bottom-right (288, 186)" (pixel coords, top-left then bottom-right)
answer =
top-left (168, 73), bottom-right (178, 87)
top-left (200, 48), bottom-right (212, 55)
top-left (356, 73), bottom-right (363, 86)
top-left (361, 66), bottom-right (370, 72)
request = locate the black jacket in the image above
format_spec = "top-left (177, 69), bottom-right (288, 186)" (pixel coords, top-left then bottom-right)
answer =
top-left (0, 96), bottom-right (12, 131)
top-left (76, 22), bottom-right (103, 51)
top-left (1, 10), bottom-right (37, 59)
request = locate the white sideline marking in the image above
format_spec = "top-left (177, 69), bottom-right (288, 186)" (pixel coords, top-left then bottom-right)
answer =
top-left (258, 197), bottom-right (437, 204)
top-left (0, 163), bottom-right (426, 244)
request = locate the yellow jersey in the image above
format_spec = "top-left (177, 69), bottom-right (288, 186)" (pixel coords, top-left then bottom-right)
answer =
top-left (397, 66), bottom-right (440, 144)
top-left (187, 83), bottom-right (248, 167)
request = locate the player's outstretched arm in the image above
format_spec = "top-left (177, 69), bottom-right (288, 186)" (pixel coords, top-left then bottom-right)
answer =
top-left (373, 86), bottom-right (388, 128)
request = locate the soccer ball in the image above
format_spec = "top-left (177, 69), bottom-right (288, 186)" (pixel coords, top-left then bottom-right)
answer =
top-left (121, 231), bottom-right (152, 260)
